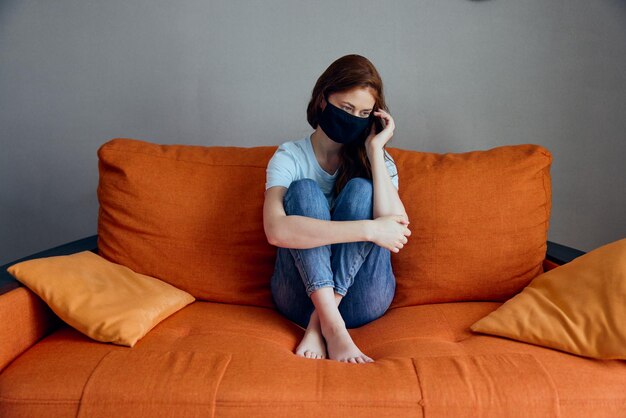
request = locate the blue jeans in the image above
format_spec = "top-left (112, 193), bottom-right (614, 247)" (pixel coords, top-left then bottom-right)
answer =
top-left (270, 177), bottom-right (396, 330)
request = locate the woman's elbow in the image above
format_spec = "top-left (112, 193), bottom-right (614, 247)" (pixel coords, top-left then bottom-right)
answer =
top-left (265, 224), bottom-right (284, 247)
top-left (265, 229), bottom-right (279, 246)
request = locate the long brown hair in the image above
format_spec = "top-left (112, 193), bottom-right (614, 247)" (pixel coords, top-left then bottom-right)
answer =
top-left (306, 54), bottom-right (396, 198)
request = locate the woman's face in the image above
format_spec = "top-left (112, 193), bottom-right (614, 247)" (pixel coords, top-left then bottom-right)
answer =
top-left (322, 87), bottom-right (376, 118)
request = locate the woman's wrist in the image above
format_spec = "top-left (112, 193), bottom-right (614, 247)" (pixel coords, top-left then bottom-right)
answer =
top-left (366, 144), bottom-right (383, 160)
top-left (362, 219), bottom-right (374, 242)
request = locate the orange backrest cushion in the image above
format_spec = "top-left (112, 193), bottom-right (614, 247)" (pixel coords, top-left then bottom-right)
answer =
top-left (388, 144), bottom-right (552, 308)
top-left (97, 138), bottom-right (552, 309)
top-left (97, 138), bottom-right (277, 308)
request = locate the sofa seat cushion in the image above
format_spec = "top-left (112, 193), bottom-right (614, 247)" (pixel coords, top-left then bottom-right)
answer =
top-left (78, 350), bottom-right (231, 418)
top-left (1, 302), bottom-right (625, 417)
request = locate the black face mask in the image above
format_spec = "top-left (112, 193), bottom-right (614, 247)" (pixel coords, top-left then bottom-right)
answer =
top-left (318, 99), bottom-right (374, 145)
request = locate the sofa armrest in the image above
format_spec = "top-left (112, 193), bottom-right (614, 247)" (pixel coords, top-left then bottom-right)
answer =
top-left (0, 234), bottom-right (98, 372)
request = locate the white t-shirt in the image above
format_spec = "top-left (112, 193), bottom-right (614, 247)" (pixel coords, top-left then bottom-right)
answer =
top-left (265, 132), bottom-right (399, 210)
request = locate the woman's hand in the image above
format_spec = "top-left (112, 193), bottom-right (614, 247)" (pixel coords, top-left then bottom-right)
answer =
top-left (364, 108), bottom-right (396, 155)
top-left (368, 215), bottom-right (411, 253)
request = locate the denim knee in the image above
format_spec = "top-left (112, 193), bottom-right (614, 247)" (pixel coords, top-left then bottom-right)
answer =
top-left (333, 177), bottom-right (373, 220)
top-left (345, 177), bottom-right (373, 191)
top-left (284, 179), bottom-right (330, 220)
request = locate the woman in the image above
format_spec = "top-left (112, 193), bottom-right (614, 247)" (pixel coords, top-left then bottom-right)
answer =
top-left (263, 54), bottom-right (411, 364)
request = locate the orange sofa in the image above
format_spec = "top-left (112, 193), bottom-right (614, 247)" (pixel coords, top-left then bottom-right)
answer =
top-left (1, 138), bottom-right (624, 417)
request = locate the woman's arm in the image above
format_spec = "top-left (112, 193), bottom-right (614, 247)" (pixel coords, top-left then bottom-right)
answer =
top-left (270, 216), bottom-right (372, 249)
top-left (367, 147), bottom-right (407, 220)
top-left (365, 107), bottom-right (408, 220)
top-left (264, 186), bottom-right (373, 249)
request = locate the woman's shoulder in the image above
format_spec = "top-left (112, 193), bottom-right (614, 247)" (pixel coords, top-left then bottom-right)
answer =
top-left (271, 137), bottom-right (292, 149)
top-left (268, 136), bottom-right (307, 166)
top-left (280, 135), bottom-right (308, 148)
top-left (275, 135), bottom-right (309, 158)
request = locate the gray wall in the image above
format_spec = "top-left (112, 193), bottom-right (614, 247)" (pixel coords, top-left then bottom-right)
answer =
top-left (1, 0), bottom-right (625, 264)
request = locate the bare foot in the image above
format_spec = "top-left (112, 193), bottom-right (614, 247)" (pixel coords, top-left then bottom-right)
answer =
top-left (320, 320), bottom-right (374, 363)
top-left (295, 310), bottom-right (327, 359)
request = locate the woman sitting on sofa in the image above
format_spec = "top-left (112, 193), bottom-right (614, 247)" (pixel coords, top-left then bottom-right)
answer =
top-left (263, 54), bottom-right (411, 364)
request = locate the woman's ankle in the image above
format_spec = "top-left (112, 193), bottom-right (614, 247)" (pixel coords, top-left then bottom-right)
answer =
top-left (306, 309), bottom-right (321, 329)
top-left (319, 316), bottom-right (346, 334)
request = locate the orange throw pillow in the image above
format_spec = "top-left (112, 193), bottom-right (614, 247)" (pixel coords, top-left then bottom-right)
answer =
top-left (470, 238), bottom-right (626, 360)
top-left (6, 251), bottom-right (195, 347)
